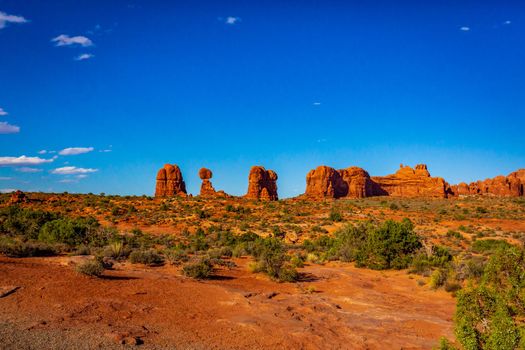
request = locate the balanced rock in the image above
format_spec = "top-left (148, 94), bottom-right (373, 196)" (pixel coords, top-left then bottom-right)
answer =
top-left (155, 164), bottom-right (187, 197)
top-left (199, 167), bottom-right (216, 197)
top-left (245, 166), bottom-right (278, 200)
top-left (371, 164), bottom-right (449, 198)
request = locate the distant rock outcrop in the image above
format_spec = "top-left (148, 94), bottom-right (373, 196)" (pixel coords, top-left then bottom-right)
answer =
top-left (371, 164), bottom-right (449, 198)
top-left (304, 164), bottom-right (449, 199)
top-left (450, 169), bottom-right (524, 197)
top-left (245, 166), bottom-right (278, 200)
top-left (9, 190), bottom-right (28, 204)
top-left (155, 164), bottom-right (187, 197)
top-left (304, 166), bottom-right (377, 199)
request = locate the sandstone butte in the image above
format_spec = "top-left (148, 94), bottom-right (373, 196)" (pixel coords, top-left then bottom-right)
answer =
top-left (245, 166), bottom-right (278, 201)
top-left (303, 164), bottom-right (525, 200)
top-left (450, 168), bottom-right (525, 197)
top-left (154, 164), bottom-right (187, 197)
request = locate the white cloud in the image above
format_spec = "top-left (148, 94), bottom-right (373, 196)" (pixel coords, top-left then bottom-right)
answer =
top-left (0, 155), bottom-right (54, 166)
top-left (76, 174), bottom-right (88, 179)
top-left (0, 108), bottom-right (7, 116)
top-left (51, 166), bottom-right (98, 175)
top-left (59, 179), bottom-right (76, 183)
top-left (58, 147), bottom-right (94, 156)
top-left (504, 20), bottom-right (512, 25)
top-left (38, 150), bottom-right (47, 154)
top-left (0, 188), bottom-right (16, 193)
top-left (75, 53), bottom-right (94, 61)
top-left (313, 102), bottom-right (321, 106)
top-left (0, 121), bottom-right (20, 134)
top-left (460, 26), bottom-right (470, 31)
top-left (16, 167), bottom-right (43, 173)
top-left (99, 149), bottom-right (112, 153)
top-left (0, 11), bottom-right (28, 29)
top-left (52, 34), bottom-right (93, 47)
top-left (225, 16), bottom-right (241, 25)
top-left (0, 177), bottom-right (12, 180)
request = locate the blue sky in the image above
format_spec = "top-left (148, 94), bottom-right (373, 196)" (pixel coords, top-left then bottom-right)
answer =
top-left (0, 0), bottom-right (524, 198)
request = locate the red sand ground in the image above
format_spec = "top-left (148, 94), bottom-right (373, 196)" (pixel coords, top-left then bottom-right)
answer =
top-left (0, 256), bottom-right (455, 349)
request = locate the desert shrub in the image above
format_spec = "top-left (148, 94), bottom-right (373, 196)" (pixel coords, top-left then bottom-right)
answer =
top-left (430, 269), bottom-right (448, 289)
top-left (75, 245), bottom-right (91, 255)
top-left (471, 239), bottom-right (512, 254)
top-left (0, 206), bottom-right (59, 239)
top-left (165, 248), bottom-right (189, 265)
top-left (0, 240), bottom-right (58, 258)
top-left (38, 217), bottom-right (99, 246)
top-left (129, 249), bottom-right (164, 266)
top-left (102, 241), bottom-right (130, 259)
top-left (410, 245), bottom-right (452, 274)
top-left (446, 230), bottom-right (463, 240)
top-left (76, 259), bottom-right (104, 277)
top-left (329, 208), bottom-right (343, 222)
top-left (454, 246), bottom-right (525, 350)
top-left (390, 203), bottom-right (399, 210)
top-left (290, 253), bottom-right (305, 268)
top-left (182, 258), bottom-right (213, 279)
top-left (249, 237), bottom-right (298, 282)
top-left (435, 337), bottom-right (458, 350)
top-left (354, 219), bottom-right (421, 270)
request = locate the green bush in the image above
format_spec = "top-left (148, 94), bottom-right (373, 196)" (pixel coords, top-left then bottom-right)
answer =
top-left (182, 258), bottom-right (213, 279)
top-left (38, 217), bottom-right (99, 246)
top-left (454, 246), bottom-right (525, 349)
top-left (129, 249), bottom-right (164, 265)
top-left (471, 239), bottom-right (512, 254)
top-left (165, 248), bottom-right (189, 265)
top-left (76, 259), bottom-right (104, 277)
top-left (248, 237), bottom-right (299, 282)
top-left (329, 209), bottom-right (343, 222)
top-left (354, 219), bottom-right (421, 270)
top-left (430, 269), bottom-right (448, 289)
top-left (0, 206), bottom-right (59, 239)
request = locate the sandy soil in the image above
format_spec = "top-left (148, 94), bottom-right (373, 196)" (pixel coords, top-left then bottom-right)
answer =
top-left (0, 256), bottom-right (455, 349)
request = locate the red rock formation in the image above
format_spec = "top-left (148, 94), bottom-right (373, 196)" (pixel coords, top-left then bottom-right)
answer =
top-left (199, 167), bottom-right (216, 197)
top-left (9, 190), bottom-right (28, 204)
top-left (304, 166), bottom-right (378, 199)
top-left (450, 169), bottom-right (524, 197)
top-left (245, 166), bottom-right (278, 200)
top-left (155, 164), bottom-right (187, 197)
top-left (371, 164), bottom-right (448, 198)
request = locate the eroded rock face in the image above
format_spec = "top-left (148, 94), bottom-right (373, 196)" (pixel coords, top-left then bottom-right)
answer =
top-left (450, 169), bottom-right (524, 197)
top-left (304, 166), bottom-right (377, 199)
top-left (371, 164), bottom-right (449, 198)
top-left (304, 164), bottom-right (449, 199)
top-left (155, 164), bottom-right (187, 197)
top-left (245, 166), bottom-right (278, 200)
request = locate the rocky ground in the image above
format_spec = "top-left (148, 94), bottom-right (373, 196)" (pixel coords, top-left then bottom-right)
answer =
top-left (0, 255), bottom-right (455, 349)
top-left (1, 193), bottom-right (525, 349)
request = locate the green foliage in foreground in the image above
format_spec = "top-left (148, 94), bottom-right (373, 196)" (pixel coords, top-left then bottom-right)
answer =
top-left (454, 246), bottom-right (525, 350)
top-left (303, 218), bottom-right (421, 270)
